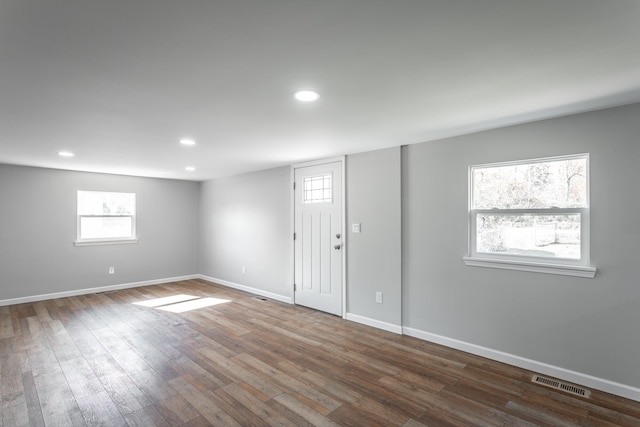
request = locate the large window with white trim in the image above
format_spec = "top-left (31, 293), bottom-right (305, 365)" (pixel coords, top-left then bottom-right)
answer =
top-left (75, 191), bottom-right (137, 245)
top-left (464, 154), bottom-right (595, 277)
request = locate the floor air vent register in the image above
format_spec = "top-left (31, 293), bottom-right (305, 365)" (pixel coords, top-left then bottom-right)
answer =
top-left (532, 374), bottom-right (591, 398)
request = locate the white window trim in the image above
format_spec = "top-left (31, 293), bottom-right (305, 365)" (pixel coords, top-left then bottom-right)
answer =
top-left (462, 256), bottom-right (596, 278)
top-left (74, 237), bottom-right (138, 247)
top-left (464, 154), bottom-right (596, 278)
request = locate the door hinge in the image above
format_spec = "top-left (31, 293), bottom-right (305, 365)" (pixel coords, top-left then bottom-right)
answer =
top-left (293, 182), bottom-right (296, 190)
top-left (294, 283), bottom-right (297, 291)
top-left (293, 232), bottom-right (296, 240)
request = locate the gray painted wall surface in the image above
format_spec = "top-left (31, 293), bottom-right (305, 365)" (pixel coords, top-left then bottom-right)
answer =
top-left (402, 102), bottom-right (640, 388)
top-left (347, 147), bottom-right (402, 326)
top-left (0, 164), bottom-right (200, 300)
top-left (198, 166), bottom-right (292, 298)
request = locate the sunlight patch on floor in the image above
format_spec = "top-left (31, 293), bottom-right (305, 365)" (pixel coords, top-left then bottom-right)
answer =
top-left (132, 294), bottom-right (231, 313)
top-left (157, 297), bottom-right (231, 313)
top-left (133, 294), bottom-right (198, 307)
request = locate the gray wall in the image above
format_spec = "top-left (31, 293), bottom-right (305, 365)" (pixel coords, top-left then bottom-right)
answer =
top-left (0, 164), bottom-right (200, 301)
top-left (198, 166), bottom-right (292, 298)
top-left (347, 147), bottom-right (402, 327)
top-left (403, 102), bottom-right (640, 388)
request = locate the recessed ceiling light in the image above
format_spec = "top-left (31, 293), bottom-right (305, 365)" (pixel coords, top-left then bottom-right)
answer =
top-left (185, 166), bottom-right (196, 172)
top-left (180, 139), bottom-right (196, 146)
top-left (293, 90), bottom-right (320, 102)
top-left (58, 151), bottom-right (75, 157)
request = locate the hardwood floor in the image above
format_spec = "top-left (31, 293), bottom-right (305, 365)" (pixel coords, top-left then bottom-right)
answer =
top-left (1, 279), bottom-right (639, 426)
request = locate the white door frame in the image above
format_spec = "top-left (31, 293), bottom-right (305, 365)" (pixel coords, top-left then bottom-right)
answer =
top-left (290, 156), bottom-right (346, 318)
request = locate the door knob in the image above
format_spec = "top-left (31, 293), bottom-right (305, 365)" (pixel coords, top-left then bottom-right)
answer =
top-left (334, 244), bottom-right (341, 250)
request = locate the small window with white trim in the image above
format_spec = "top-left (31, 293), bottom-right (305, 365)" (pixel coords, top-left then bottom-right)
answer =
top-left (75, 191), bottom-right (137, 246)
top-left (464, 154), bottom-right (595, 277)
top-left (303, 174), bottom-right (332, 204)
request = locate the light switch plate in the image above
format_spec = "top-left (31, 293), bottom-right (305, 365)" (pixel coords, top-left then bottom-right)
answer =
top-left (352, 223), bottom-right (361, 233)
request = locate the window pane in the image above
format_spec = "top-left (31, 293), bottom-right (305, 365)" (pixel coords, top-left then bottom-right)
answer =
top-left (78, 191), bottom-right (135, 215)
top-left (472, 157), bottom-right (587, 209)
top-left (80, 217), bottom-right (133, 239)
top-left (303, 174), bottom-right (332, 204)
top-left (476, 213), bottom-right (581, 259)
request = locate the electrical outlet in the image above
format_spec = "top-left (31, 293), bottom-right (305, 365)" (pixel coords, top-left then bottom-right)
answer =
top-left (108, 267), bottom-right (115, 275)
top-left (375, 291), bottom-right (383, 304)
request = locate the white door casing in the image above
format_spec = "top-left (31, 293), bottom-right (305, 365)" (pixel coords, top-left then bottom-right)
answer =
top-left (293, 161), bottom-right (343, 316)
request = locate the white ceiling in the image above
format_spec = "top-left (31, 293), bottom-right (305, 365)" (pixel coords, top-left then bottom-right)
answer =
top-left (1, 0), bottom-right (639, 181)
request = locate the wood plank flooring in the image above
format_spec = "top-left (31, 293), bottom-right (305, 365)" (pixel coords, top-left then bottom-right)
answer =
top-left (1, 279), bottom-right (639, 426)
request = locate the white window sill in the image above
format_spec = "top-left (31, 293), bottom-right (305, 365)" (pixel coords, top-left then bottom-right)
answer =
top-left (463, 256), bottom-right (596, 278)
top-left (74, 238), bottom-right (138, 247)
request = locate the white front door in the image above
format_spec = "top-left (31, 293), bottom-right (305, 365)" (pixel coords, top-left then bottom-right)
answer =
top-left (294, 161), bottom-right (343, 316)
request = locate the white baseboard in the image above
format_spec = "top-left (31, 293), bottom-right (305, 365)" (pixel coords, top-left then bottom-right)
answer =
top-left (0, 274), bottom-right (200, 307)
top-left (198, 275), bottom-right (293, 304)
top-left (345, 313), bottom-right (402, 334)
top-left (403, 326), bottom-right (640, 403)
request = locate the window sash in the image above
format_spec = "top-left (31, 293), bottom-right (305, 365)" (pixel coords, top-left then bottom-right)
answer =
top-left (77, 191), bottom-right (136, 215)
top-left (77, 214), bottom-right (137, 242)
top-left (469, 208), bottom-right (589, 265)
top-left (469, 153), bottom-right (589, 210)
